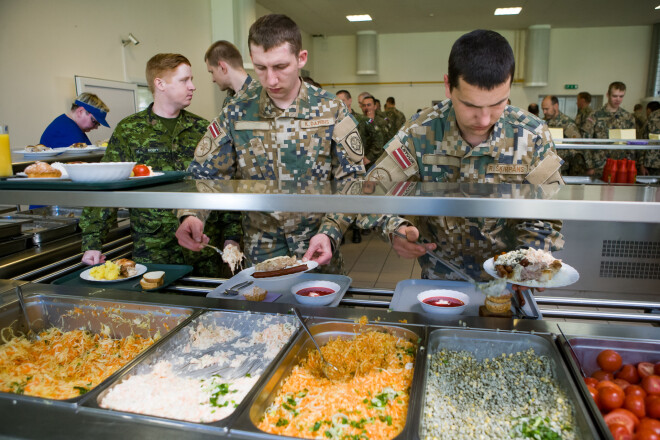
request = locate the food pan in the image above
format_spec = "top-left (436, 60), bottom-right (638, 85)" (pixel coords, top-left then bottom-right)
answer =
top-left (0, 293), bottom-right (195, 405)
top-left (419, 328), bottom-right (599, 440)
top-left (0, 235), bottom-right (30, 257)
top-left (90, 310), bottom-right (299, 429)
top-left (558, 335), bottom-right (660, 439)
top-left (20, 219), bottom-right (78, 245)
top-left (231, 319), bottom-right (426, 440)
top-left (0, 220), bottom-right (23, 240)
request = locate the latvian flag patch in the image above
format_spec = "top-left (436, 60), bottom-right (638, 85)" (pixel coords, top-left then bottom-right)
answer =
top-left (389, 181), bottom-right (416, 197)
top-left (392, 146), bottom-right (414, 170)
top-left (209, 120), bottom-right (222, 139)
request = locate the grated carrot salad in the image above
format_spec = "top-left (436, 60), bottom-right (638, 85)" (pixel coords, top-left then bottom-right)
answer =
top-left (0, 327), bottom-right (154, 400)
top-left (258, 329), bottom-right (417, 440)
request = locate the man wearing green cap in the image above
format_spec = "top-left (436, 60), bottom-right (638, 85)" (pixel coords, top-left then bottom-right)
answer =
top-left (40, 92), bottom-right (110, 148)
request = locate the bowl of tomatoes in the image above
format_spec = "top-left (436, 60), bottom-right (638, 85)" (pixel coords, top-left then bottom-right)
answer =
top-left (567, 340), bottom-right (660, 440)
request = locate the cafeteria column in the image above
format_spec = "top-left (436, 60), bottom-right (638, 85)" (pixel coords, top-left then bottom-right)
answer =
top-left (0, 125), bottom-right (12, 177)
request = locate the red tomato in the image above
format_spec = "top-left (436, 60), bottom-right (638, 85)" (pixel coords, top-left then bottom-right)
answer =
top-left (609, 423), bottom-right (632, 440)
top-left (594, 370), bottom-right (615, 382)
top-left (599, 350), bottom-right (624, 372)
top-left (627, 385), bottom-right (648, 398)
top-left (132, 164), bottom-right (150, 177)
top-left (624, 394), bottom-right (647, 418)
top-left (585, 377), bottom-right (600, 387)
top-left (615, 379), bottom-right (632, 390)
top-left (655, 363), bottom-right (660, 376)
top-left (638, 418), bottom-right (660, 435)
top-left (587, 385), bottom-right (601, 409)
top-left (601, 387), bottom-right (626, 411)
top-left (635, 429), bottom-right (660, 440)
top-left (618, 364), bottom-right (642, 385)
top-left (639, 363), bottom-right (655, 379)
top-left (647, 397), bottom-right (660, 419)
top-left (598, 380), bottom-right (625, 394)
top-left (604, 409), bottom-right (640, 433)
top-left (642, 375), bottom-right (660, 395)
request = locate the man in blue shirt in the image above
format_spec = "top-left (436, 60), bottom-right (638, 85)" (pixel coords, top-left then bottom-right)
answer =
top-left (40, 93), bottom-right (110, 148)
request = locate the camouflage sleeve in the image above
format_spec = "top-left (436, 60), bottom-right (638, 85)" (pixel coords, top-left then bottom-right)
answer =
top-left (177, 117), bottom-right (236, 225)
top-left (593, 119), bottom-right (608, 139)
top-left (565, 122), bottom-right (581, 139)
top-left (511, 219), bottom-right (564, 253)
top-left (580, 115), bottom-right (596, 138)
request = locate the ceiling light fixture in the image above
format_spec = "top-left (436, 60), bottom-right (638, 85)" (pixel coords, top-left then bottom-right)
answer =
top-left (656, 4), bottom-right (660, 9)
top-left (494, 7), bottom-right (522, 15)
top-left (347, 14), bottom-right (372, 22)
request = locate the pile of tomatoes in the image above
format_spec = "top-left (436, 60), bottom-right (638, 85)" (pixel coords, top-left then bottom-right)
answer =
top-left (584, 349), bottom-right (660, 439)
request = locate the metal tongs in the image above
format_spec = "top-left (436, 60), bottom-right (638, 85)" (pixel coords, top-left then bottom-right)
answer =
top-left (392, 230), bottom-right (525, 317)
top-left (15, 286), bottom-right (38, 340)
top-left (291, 307), bottom-right (340, 381)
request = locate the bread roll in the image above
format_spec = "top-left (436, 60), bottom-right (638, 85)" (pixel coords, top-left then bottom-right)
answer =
top-left (24, 161), bottom-right (62, 178)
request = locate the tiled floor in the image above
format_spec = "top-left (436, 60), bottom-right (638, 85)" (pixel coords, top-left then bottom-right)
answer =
top-left (340, 231), bottom-right (654, 327)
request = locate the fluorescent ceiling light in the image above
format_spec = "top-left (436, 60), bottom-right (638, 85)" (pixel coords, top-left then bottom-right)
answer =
top-left (347, 14), bottom-right (372, 22)
top-left (656, 4), bottom-right (660, 9)
top-left (494, 7), bottom-right (522, 15)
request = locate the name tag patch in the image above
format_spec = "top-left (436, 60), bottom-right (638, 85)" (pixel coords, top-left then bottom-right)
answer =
top-left (301, 118), bottom-right (334, 129)
top-left (487, 164), bottom-right (529, 174)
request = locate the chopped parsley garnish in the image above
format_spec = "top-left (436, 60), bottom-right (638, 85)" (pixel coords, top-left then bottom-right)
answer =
top-left (512, 416), bottom-right (563, 440)
top-left (311, 421), bottom-right (322, 432)
top-left (73, 386), bottom-right (89, 395)
top-left (276, 418), bottom-right (289, 427)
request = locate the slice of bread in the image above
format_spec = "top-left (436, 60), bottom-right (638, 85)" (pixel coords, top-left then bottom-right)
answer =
top-left (143, 271), bottom-right (165, 284)
top-left (140, 278), bottom-right (161, 290)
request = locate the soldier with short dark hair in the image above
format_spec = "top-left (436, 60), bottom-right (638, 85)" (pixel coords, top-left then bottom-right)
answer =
top-left (575, 91), bottom-right (595, 138)
top-left (357, 30), bottom-right (564, 284)
top-left (384, 96), bottom-right (406, 139)
top-left (527, 103), bottom-right (539, 117)
top-left (204, 40), bottom-right (258, 108)
top-left (80, 53), bottom-right (238, 275)
top-left (176, 14), bottom-right (366, 273)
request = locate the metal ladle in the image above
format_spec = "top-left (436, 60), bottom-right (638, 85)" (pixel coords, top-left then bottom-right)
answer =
top-left (291, 307), bottom-right (341, 380)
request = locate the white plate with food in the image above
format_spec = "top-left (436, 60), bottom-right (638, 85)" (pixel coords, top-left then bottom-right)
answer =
top-left (130, 172), bottom-right (164, 179)
top-left (18, 149), bottom-right (64, 157)
top-left (483, 252), bottom-right (579, 288)
top-left (62, 146), bottom-right (103, 154)
top-left (244, 257), bottom-right (319, 282)
top-left (80, 262), bottom-right (147, 282)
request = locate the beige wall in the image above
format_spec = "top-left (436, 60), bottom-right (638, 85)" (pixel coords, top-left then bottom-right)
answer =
top-left (313, 26), bottom-right (653, 120)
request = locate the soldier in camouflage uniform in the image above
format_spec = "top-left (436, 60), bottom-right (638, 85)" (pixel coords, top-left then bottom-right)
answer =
top-left (588, 82), bottom-right (636, 175)
top-left (358, 96), bottom-right (387, 167)
top-left (385, 97), bottom-right (407, 139)
top-left (541, 95), bottom-right (585, 175)
top-left (176, 14), bottom-right (365, 274)
top-left (575, 92), bottom-right (596, 138)
top-left (204, 41), bottom-right (260, 109)
top-left (357, 30), bottom-right (564, 282)
top-left (80, 54), bottom-right (242, 277)
top-left (374, 98), bottom-right (394, 141)
top-left (641, 107), bottom-right (660, 175)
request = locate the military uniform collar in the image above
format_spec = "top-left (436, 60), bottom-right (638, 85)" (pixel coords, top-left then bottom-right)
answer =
top-left (439, 100), bottom-right (505, 159)
top-left (258, 77), bottom-right (311, 119)
top-left (146, 103), bottom-right (193, 133)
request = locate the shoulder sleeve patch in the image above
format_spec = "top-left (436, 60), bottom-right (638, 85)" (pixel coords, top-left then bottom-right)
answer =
top-left (332, 115), bottom-right (358, 142)
top-left (385, 138), bottom-right (419, 177)
top-left (525, 149), bottom-right (565, 184)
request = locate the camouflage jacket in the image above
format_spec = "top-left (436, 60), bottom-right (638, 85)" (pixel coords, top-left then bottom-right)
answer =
top-left (179, 80), bottom-right (366, 270)
top-left (575, 107), bottom-right (595, 138)
top-left (385, 108), bottom-right (406, 139)
top-left (357, 101), bottom-right (564, 281)
top-left (355, 113), bottom-right (386, 165)
top-left (80, 104), bottom-right (241, 267)
top-left (221, 74), bottom-right (258, 108)
top-left (593, 105), bottom-right (635, 139)
top-left (640, 109), bottom-right (660, 168)
top-left (545, 111), bottom-right (580, 138)
top-left (375, 110), bottom-right (393, 142)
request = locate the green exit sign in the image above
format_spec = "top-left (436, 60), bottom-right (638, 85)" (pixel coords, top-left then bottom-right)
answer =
top-left (564, 84), bottom-right (578, 90)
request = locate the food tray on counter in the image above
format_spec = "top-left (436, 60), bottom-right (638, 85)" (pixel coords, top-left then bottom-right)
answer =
top-left (0, 293), bottom-right (195, 405)
top-left (230, 318), bottom-right (426, 440)
top-left (52, 263), bottom-right (193, 291)
top-left (86, 310), bottom-right (299, 429)
top-left (419, 328), bottom-right (599, 439)
top-left (0, 234), bottom-right (31, 258)
top-left (0, 170), bottom-right (188, 190)
top-left (390, 279), bottom-right (540, 319)
top-left (207, 272), bottom-right (351, 307)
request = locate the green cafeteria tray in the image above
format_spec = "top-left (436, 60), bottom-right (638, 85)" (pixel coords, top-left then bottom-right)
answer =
top-left (0, 171), bottom-right (188, 190)
top-left (52, 263), bottom-right (193, 292)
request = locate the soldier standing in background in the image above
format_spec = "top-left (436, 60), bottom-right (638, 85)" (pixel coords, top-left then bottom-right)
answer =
top-left (575, 91), bottom-right (596, 138)
top-left (357, 30), bottom-right (564, 282)
top-left (176, 14), bottom-right (365, 273)
top-left (634, 103), bottom-right (647, 139)
top-left (385, 96), bottom-right (406, 138)
top-left (80, 54), bottom-right (239, 276)
top-left (588, 82), bottom-right (636, 175)
top-left (374, 98), bottom-right (393, 141)
top-left (360, 95), bottom-right (388, 165)
top-left (527, 103), bottom-right (539, 117)
top-left (541, 95), bottom-right (585, 175)
top-left (640, 102), bottom-right (660, 176)
top-left (205, 40), bottom-right (259, 108)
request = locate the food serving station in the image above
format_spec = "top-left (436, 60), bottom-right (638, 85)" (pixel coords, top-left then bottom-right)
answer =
top-left (0, 146), bottom-right (659, 438)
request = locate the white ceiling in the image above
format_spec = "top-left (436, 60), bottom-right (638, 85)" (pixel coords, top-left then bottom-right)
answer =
top-left (256, 0), bottom-right (660, 36)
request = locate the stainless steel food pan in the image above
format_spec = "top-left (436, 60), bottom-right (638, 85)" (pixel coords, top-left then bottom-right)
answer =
top-left (89, 310), bottom-right (299, 429)
top-left (0, 220), bottom-right (23, 240)
top-left (231, 319), bottom-right (426, 440)
top-left (19, 218), bottom-right (78, 245)
top-left (0, 293), bottom-right (196, 405)
top-left (419, 328), bottom-right (599, 439)
top-left (0, 235), bottom-right (30, 257)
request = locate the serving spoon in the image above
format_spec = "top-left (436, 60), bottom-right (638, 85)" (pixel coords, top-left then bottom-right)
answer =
top-left (15, 286), bottom-right (38, 340)
top-left (291, 307), bottom-right (341, 381)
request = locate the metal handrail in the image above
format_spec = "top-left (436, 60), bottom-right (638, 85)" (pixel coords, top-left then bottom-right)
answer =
top-left (535, 296), bottom-right (660, 310)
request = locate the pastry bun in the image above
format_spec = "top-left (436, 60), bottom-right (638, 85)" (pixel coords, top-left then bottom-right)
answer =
top-left (24, 161), bottom-right (62, 178)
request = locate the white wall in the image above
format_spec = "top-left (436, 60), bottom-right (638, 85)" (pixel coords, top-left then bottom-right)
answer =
top-left (313, 26), bottom-right (653, 120)
top-left (0, 0), bottom-right (216, 149)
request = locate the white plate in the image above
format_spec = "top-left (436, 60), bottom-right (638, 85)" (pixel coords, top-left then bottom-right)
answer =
top-left (9, 172), bottom-right (67, 181)
top-left (62, 146), bottom-right (102, 154)
top-left (130, 172), bottom-right (164, 179)
top-left (483, 257), bottom-right (579, 288)
top-left (80, 263), bottom-right (147, 282)
top-left (243, 260), bottom-right (319, 282)
top-left (17, 149), bottom-right (64, 157)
